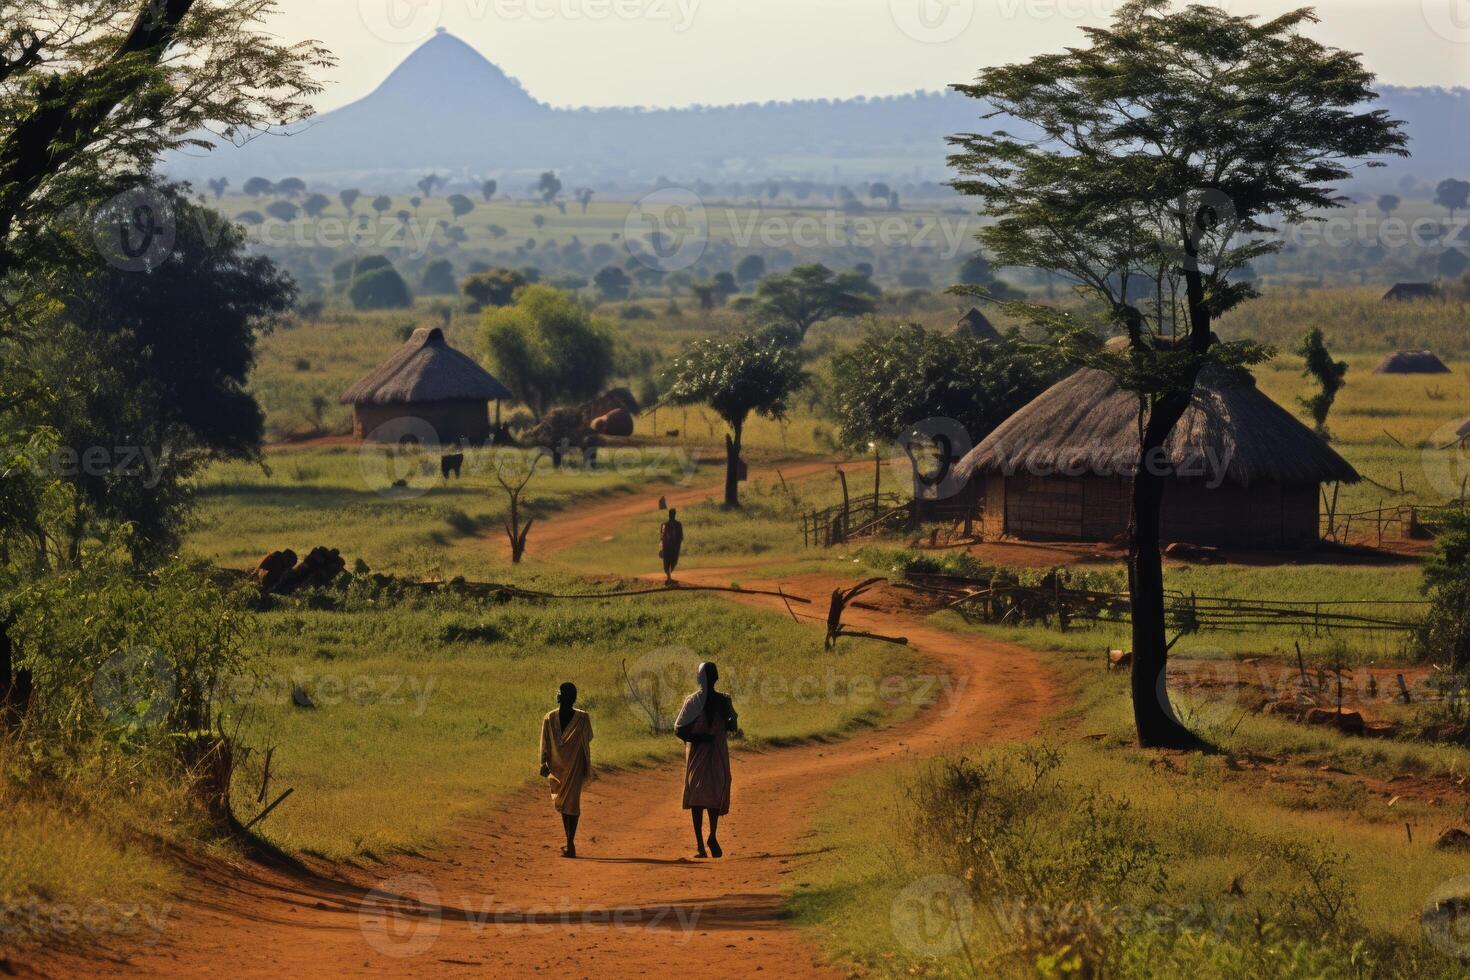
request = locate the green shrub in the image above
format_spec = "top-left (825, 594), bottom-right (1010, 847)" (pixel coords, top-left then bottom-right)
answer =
top-left (348, 266), bottom-right (412, 310)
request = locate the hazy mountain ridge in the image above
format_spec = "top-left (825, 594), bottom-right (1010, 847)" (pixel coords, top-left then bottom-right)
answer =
top-left (162, 31), bottom-right (1468, 190)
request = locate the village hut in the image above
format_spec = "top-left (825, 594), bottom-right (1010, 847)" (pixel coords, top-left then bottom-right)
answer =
top-left (953, 352), bottom-right (1359, 549)
top-left (579, 387), bottom-right (640, 423)
top-left (954, 307), bottom-right (1002, 342)
top-left (1374, 349), bottom-right (1452, 374)
top-left (340, 326), bottom-right (514, 443)
top-left (1382, 282), bottom-right (1437, 302)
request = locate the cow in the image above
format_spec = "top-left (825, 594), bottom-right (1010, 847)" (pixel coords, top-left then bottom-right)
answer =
top-left (441, 453), bottom-right (465, 479)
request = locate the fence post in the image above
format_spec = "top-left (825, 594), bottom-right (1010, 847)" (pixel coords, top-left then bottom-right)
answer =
top-left (836, 469), bottom-right (850, 542)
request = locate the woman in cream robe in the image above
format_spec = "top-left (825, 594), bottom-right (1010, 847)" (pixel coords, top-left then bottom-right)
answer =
top-left (675, 662), bottom-right (738, 858)
top-left (540, 682), bottom-right (592, 857)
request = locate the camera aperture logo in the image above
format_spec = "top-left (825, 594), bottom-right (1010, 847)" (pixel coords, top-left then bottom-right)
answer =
top-left (890, 874), bottom-right (975, 957)
top-left (92, 645), bottom-right (175, 730)
top-left (90, 187), bottom-right (176, 273)
top-left (359, 873), bottom-right (443, 957)
top-left (623, 188), bottom-right (708, 273)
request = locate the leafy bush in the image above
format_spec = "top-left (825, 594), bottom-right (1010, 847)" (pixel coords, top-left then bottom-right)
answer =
top-left (348, 266), bottom-right (412, 310)
top-left (1417, 508), bottom-right (1470, 669)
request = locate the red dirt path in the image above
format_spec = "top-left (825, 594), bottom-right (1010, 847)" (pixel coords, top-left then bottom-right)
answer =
top-left (18, 463), bottom-right (1062, 979)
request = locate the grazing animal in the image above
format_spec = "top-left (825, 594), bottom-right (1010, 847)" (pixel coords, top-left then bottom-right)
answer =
top-left (441, 453), bottom-right (464, 479)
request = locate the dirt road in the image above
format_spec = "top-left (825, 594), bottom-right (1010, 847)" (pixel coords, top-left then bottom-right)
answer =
top-left (23, 463), bottom-right (1061, 979)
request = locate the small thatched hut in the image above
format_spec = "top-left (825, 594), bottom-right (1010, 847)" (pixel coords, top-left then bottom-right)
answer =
top-left (1374, 350), bottom-right (1451, 374)
top-left (954, 308), bottom-right (1002, 341)
top-left (1382, 282), bottom-right (1436, 302)
top-left (954, 357), bottom-right (1359, 549)
top-left (340, 327), bottom-right (514, 443)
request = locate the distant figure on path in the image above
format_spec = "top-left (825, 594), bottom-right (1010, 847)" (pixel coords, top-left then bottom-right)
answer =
top-left (539, 682), bottom-right (592, 858)
top-left (659, 508), bottom-right (684, 584)
top-left (675, 662), bottom-right (738, 858)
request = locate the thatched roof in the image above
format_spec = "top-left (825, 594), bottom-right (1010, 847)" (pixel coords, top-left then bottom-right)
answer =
top-left (955, 307), bottom-right (1002, 341)
top-left (340, 327), bottom-right (513, 405)
top-left (1383, 282), bottom-right (1436, 302)
top-left (1374, 349), bottom-right (1451, 374)
top-left (955, 362), bottom-right (1359, 489)
top-left (581, 387), bottom-right (640, 420)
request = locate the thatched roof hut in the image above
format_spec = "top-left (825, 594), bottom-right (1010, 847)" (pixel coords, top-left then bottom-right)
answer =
top-left (1374, 349), bottom-right (1451, 374)
top-left (340, 326), bottom-right (513, 443)
top-left (954, 307), bottom-right (1002, 341)
top-left (953, 359), bottom-right (1358, 549)
top-left (1382, 282), bottom-right (1436, 302)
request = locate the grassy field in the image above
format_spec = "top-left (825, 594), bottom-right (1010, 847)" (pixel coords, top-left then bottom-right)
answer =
top-left (234, 576), bottom-right (920, 860)
top-left (791, 646), bottom-right (1470, 977)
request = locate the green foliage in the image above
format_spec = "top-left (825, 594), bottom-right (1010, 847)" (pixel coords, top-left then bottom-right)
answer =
top-left (826, 321), bottom-right (1057, 450)
top-left (1418, 509), bottom-right (1470, 669)
top-left (0, 1), bottom-right (331, 277)
top-left (478, 285), bottom-right (615, 417)
top-left (462, 266), bottom-right (527, 310)
top-left (950, 0), bottom-right (1406, 374)
top-left (348, 266), bottom-right (412, 310)
top-left (11, 186), bottom-right (292, 565)
top-left (5, 557), bottom-right (255, 751)
top-left (420, 258), bottom-right (458, 295)
top-left (1296, 327), bottom-right (1348, 436)
top-left (751, 263), bottom-right (877, 343)
top-left (734, 254), bottom-right (766, 285)
top-left (1434, 178), bottom-right (1470, 218)
top-left (661, 333), bottom-right (806, 435)
top-left (594, 265), bottom-right (632, 301)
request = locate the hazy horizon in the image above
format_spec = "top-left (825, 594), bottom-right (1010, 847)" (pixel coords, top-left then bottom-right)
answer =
top-left (285, 1), bottom-right (1469, 114)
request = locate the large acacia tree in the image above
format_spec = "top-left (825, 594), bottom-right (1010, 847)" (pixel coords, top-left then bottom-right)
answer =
top-left (949, 1), bottom-right (1405, 747)
top-left (662, 334), bottom-right (805, 508)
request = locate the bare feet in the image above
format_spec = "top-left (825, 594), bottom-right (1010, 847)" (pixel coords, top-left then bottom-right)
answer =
top-left (561, 845), bottom-right (577, 858)
top-left (693, 846), bottom-right (707, 859)
top-left (707, 838), bottom-right (722, 859)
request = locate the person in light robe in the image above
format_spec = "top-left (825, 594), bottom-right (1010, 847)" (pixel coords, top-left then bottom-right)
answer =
top-left (674, 662), bottom-right (738, 858)
top-left (539, 682), bottom-right (592, 857)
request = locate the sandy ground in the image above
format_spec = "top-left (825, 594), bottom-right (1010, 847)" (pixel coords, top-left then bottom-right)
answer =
top-left (16, 462), bottom-right (1062, 979)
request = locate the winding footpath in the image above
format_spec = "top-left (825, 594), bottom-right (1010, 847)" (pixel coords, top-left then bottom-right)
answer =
top-left (21, 461), bottom-right (1061, 979)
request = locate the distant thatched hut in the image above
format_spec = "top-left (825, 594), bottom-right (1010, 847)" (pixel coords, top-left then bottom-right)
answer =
top-left (954, 308), bottom-right (1002, 342)
top-left (580, 387), bottom-right (640, 422)
top-left (953, 359), bottom-right (1359, 549)
top-left (1374, 350), bottom-right (1451, 374)
top-left (1382, 282), bottom-right (1436, 302)
top-left (340, 326), bottom-right (514, 443)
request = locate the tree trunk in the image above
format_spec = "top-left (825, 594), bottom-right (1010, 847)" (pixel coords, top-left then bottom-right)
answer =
top-left (0, 618), bottom-right (31, 730)
top-left (1128, 399), bottom-right (1196, 749)
top-left (724, 423), bottom-right (742, 508)
top-left (1125, 213), bottom-right (1213, 750)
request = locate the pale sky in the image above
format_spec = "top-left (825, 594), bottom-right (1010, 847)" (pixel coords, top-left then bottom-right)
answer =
top-left (279, 0), bottom-right (1470, 112)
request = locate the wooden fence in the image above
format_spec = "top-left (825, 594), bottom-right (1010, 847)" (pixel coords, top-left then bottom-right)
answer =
top-left (1321, 500), bottom-right (1464, 546)
top-left (897, 570), bottom-right (1428, 636)
top-left (800, 492), bottom-right (907, 547)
